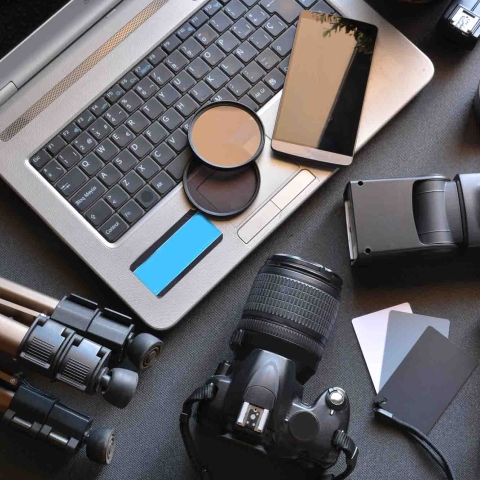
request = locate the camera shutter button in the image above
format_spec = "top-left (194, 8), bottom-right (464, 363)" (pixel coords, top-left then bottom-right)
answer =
top-left (288, 411), bottom-right (319, 442)
top-left (326, 388), bottom-right (347, 411)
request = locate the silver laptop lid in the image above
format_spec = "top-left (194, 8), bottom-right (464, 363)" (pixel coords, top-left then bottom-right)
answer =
top-left (0, 0), bottom-right (123, 107)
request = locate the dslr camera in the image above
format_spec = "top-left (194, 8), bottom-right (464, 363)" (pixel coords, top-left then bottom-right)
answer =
top-left (181, 255), bottom-right (357, 480)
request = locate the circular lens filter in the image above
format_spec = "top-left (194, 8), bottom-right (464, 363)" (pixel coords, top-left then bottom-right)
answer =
top-left (183, 160), bottom-right (260, 217)
top-left (188, 101), bottom-right (265, 170)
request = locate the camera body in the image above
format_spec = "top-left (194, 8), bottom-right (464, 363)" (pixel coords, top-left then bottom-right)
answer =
top-left (198, 350), bottom-right (350, 470)
top-left (182, 255), bottom-right (356, 479)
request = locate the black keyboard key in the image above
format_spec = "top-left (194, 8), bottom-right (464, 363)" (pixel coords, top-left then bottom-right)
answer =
top-left (165, 51), bottom-right (188, 72)
top-left (95, 139), bottom-right (119, 162)
top-left (130, 136), bottom-right (153, 159)
top-left (147, 47), bottom-right (167, 66)
top-left (98, 164), bottom-right (122, 187)
top-left (180, 37), bottom-right (204, 59)
top-left (204, 0), bottom-right (223, 16)
top-left (30, 149), bottom-right (51, 170)
top-left (257, 48), bottom-right (280, 70)
top-left (247, 5), bottom-right (269, 26)
top-left (232, 18), bottom-right (255, 40)
top-left (85, 199), bottom-right (114, 227)
top-left (42, 160), bottom-right (65, 183)
top-left (228, 75), bottom-right (251, 96)
top-left (235, 42), bottom-right (258, 63)
top-left (104, 105), bottom-right (128, 127)
top-left (144, 122), bottom-right (168, 144)
top-left (119, 71), bottom-right (140, 91)
top-left (310, 0), bottom-right (335, 13)
top-left (80, 153), bottom-right (104, 176)
top-left (135, 185), bottom-right (159, 210)
top-left (158, 84), bottom-right (181, 106)
top-left (121, 171), bottom-right (145, 194)
top-left (46, 136), bottom-right (67, 155)
top-left (151, 144), bottom-right (175, 166)
top-left (166, 148), bottom-right (193, 180)
top-left (89, 118), bottom-right (113, 141)
top-left (142, 98), bottom-right (166, 120)
top-left (202, 44), bottom-right (226, 66)
top-left (260, 0), bottom-right (303, 23)
top-left (105, 84), bottom-right (125, 103)
top-left (190, 81), bottom-right (214, 103)
top-left (189, 10), bottom-right (209, 28)
top-left (217, 31), bottom-right (240, 53)
top-left (61, 123), bottom-right (82, 142)
top-left (166, 129), bottom-right (188, 152)
top-left (160, 108), bottom-right (184, 131)
top-left (111, 125), bottom-right (134, 148)
top-left (99, 214), bottom-right (128, 242)
top-left (182, 118), bottom-right (192, 133)
top-left (177, 22), bottom-right (197, 40)
top-left (248, 81), bottom-right (273, 104)
top-left (298, 0), bottom-right (316, 7)
top-left (225, 0), bottom-right (247, 19)
top-left (137, 157), bottom-right (160, 180)
top-left (119, 200), bottom-right (144, 224)
top-left (205, 67), bottom-right (228, 89)
top-left (278, 54), bottom-right (290, 73)
top-left (249, 28), bottom-right (272, 49)
top-left (151, 171), bottom-right (176, 196)
top-left (57, 145), bottom-right (81, 169)
top-left (76, 110), bottom-right (96, 129)
top-left (242, 61), bottom-right (265, 83)
top-left (175, 94), bottom-right (199, 117)
top-left (126, 111), bottom-right (150, 134)
top-left (172, 71), bottom-right (196, 93)
top-left (264, 15), bottom-right (287, 36)
top-left (264, 68), bottom-right (285, 90)
top-left (271, 25), bottom-right (296, 56)
top-left (56, 168), bottom-right (88, 197)
top-left (71, 178), bottom-right (107, 212)
top-left (162, 34), bottom-right (181, 53)
top-left (187, 57), bottom-right (210, 80)
top-left (105, 185), bottom-right (129, 208)
top-left (120, 91), bottom-right (143, 113)
top-left (73, 132), bottom-right (97, 154)
top-left (113, 150), bottom-right (138, 173)
top-left (134, 59), bottom-right (154, 78)
top-left (195, 25), bottom-right (218, 46)
top-left (210, 11), bottom-right (233, 32)
top-left (90, 99), bottom-right (110, 116)
top-left (151, 64), bottom-right (174, 86)
top-left (211, 88), bottom-right (237, 102)
top-left (239, 95), bottom-right (260, 111)
top-left (135, 77), bottom-right (159, 99)
top-left (220, 55), bottom-right (243, 76)
top-left (241, 0), bottom-right (258, 5)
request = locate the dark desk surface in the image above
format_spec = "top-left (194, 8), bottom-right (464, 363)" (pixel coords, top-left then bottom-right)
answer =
top-left (1, 1), bottom-right (480, 479)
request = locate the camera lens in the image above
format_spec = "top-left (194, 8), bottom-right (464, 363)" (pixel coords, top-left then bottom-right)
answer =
top-left (231, 255), bottom-right (342, 383)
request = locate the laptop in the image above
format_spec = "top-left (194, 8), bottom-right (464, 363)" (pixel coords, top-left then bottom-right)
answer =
top-left (0, 0), bottom-right (433, 330)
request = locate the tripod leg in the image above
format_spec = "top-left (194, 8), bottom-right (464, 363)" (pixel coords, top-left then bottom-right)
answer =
top-left (0, 386), bottom-right (15, 413)
top-left (0, 314), bottom-right (28, 357)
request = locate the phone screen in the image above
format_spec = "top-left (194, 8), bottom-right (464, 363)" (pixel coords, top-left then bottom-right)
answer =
top-left (272, 13), bottom-right (377, 166)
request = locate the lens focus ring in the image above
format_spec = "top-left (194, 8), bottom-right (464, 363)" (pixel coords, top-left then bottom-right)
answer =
top-left (243, 272), bottom-right (339, 345)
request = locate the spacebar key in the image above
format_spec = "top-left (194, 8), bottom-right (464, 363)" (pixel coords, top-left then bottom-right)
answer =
top-left (70, 178), bottom-right (107, 212)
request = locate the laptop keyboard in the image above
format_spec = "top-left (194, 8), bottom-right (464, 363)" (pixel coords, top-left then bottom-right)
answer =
top-left (29, 0), bottom-right (338, 243)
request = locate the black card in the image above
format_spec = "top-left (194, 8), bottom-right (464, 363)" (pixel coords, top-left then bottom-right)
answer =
top-left (375, 327), bottom-right (477, 434)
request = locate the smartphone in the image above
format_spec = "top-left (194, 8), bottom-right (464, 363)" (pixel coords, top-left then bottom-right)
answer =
top-left (272, 12), bottom-right (378, 167)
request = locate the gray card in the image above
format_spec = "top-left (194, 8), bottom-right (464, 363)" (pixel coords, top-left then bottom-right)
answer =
top-left (379, 311), bottom-right (450, 390)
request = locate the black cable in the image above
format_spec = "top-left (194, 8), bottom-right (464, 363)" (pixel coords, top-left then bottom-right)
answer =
top-left (374, 404), bottom-right (455, 480)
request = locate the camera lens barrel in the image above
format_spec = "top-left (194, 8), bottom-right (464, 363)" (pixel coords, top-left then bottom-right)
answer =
top-left (232, 255), bottom-right (342, 383)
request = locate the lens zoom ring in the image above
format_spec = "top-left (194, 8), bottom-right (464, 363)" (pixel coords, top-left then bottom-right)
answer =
top-left (239, 318), bottom-right (324, 358)
top-left (243, 273), bottom-right (339, 340)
